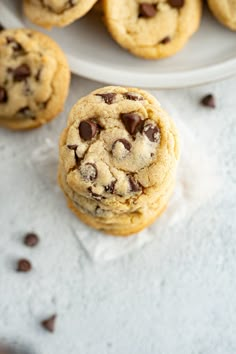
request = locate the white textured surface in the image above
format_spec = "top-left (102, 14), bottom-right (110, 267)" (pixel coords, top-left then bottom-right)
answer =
top-left (0, 76), bottom-right (236, 353)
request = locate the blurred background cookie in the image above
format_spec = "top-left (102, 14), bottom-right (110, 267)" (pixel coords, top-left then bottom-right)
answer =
top-left (23, 0), bottom-right (99, 29)
top-left (103, 0), bottom-right (202, 59)
top-left (208, 0), bottom-right (236, 30)
top-left (0, 28), bottom-right (70, 130)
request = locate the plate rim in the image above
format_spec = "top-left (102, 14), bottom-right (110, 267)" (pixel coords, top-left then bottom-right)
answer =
top-left (1, 0), bottom-right (236, 89)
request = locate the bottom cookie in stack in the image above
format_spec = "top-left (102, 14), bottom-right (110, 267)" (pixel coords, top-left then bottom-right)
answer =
top-left (58, 86), bottom-right (179, 236)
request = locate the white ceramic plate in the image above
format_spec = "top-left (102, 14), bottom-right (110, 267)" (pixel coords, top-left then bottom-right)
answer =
top-left (1, 0), bottom-right (236, 88)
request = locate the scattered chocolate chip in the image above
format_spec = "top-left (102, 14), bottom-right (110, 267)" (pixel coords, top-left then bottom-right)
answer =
top-left (41, 315), bottom-right (57, 333)
top-left (0, 87), bottom-right (7, 103)
top-left (159, 36), bottom-right (171, 44)
top-left (143, 124), bottom-right (160, 142)
top-left (201, 94), bottom-right (215, 108)
top-left (67, 144), bottom-right (78, 150)
top-left (17, 259), bottom-right (32, 272)
top-left (96, 93), bottom-right (117, 105)
top-left (129, 176), bottom-right (142, 193)
top-left (121, 112), bottom-right (142, 135)
top-left (18, 107), bottom-right (35, 119)
top-left (79, 120), bottom-right (98, 141)
top-left (87, 187), bottom-right (103, 201)
top-left (80, 163), bottom-right (97, 181)
top-left (105, 181), bottom-right (116, 194)
top-left (112, 139), bottom-right (131, 153)
top-left (124, 92), bottom-right (143, 101)
top-left (24, 232), bottom-right (39, 247)
top-left (139, 3), bottom-right (157, 17)
top-left (0, 23), bottom-right (5, 31)
top-left (168, 0), bottom-right (185, 8)
top-left (13, 64), bottom-right (31, 82)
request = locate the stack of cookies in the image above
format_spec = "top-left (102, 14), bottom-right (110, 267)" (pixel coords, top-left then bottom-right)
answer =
top-left (58, 86), bottom-right (179, 236)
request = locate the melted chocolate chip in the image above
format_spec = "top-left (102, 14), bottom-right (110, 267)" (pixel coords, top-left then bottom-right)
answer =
top-left (17, 259), bottom-right (32, 272)
top-left (0, 87), bottom-right (7, 103)
top-left (143, 124), bottom-right (160, 142)
top-left (79, 120), bottom-right (98, 141)
top-left (13, 64), bottom-right (31, 82)
top-left (68, 0), bottom-right (76, 7)
top-left (41, 315), bottom-right (57, 333)
top-left (129, 176), bottom-right (142, 193)
top-left (35, 68), bottom-right (42, 81)
top-left (124, 92), bottom-right (143, 101)
top-left (96, 93), bottom-right (117, 105)
top-left (0, 23), bottom-right (5, 31)
top-left (168, 0), bottom-right (185, 8)
top-left (105, 181), bottom-right (116, 194)
top-left (6, 37), bottom-right (23, 52)
top-left (121, 112), bottom-right (142, 135)
top-left (159, 36), bottom-right (171, 44)
top-left (24, 81), bottom-right (32, 96)
top-left (67, 144), bottom-right (78, 150)
top-left (18, 107), bottom-right (35, 119)
top-left (201, 94), bottom-right (215, 108)
top-left (80, 163), bottom-right (97, 181)
top-left (112, 139), bottom-right (131, 153)
top-left (87, 187), bottom-right (103, 201)
top-left (139, 3), bottom-right (157, 18)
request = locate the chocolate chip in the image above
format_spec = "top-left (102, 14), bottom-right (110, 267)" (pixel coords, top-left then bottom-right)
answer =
top-left (139, 3), bottom-right (157, 17)
top-left (35, 68), bottom-right (42, 81)
top-left (112, 139), bottom-right (131, 152)
top-left (96, 93), bottom-right (117, 105)
top-left (18, 107), bottom-right (35, 119)
top-left (105, 181), bottom-right (116, 194)
top-left (0, 23), bottom-right (5, 31)
top-left (129, 176), bottom-right (142, 193)
top-left (68, 0), bottom-right (76, 7)
top-left (143, 124), bottom-right (160, 142)
top-left (17, 259), bottom-right (32, 272)
top-left (121, 112), bottom-right (142, 135)
top-left (87, 187), bottom-right (103, 201)
top-left (201, 94), bottom-right (215, 108)
top-left (168, 0), bottom-right (185, 8)
top-left (41, 315), bottom-right (57, 333)
top-left (80, 163), bottom-right (97, 181)
top-left (24, 81), bottom-right (32, 96)
top-left (6, 37), bottom-right (23, 52)
top-left (67, 144), bottom-right (78, 150)
top-left (0, 87), bottom-right (7, 103)
top-left (124, 92), bottom-right (143, 101)
top-left (159, 36), bottom-right (171, 44)
top-left (13, 64), bottom-right (31, 82)
top-left (79, 120), bottom-right (98, 141)
top-left (24, 232), bottom-right (39, 247)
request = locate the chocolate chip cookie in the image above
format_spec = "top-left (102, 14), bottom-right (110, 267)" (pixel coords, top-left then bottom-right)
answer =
top-left (0, 29), bottom-right (70, 130)
top-left (208, 0), bottom-right (236, 30)
top-left (58, 86), bottom-right (179, 236)
top-left (23, 0), bottom-right (99, 29)
top-left (103, 0), bottom-right (202, 59)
